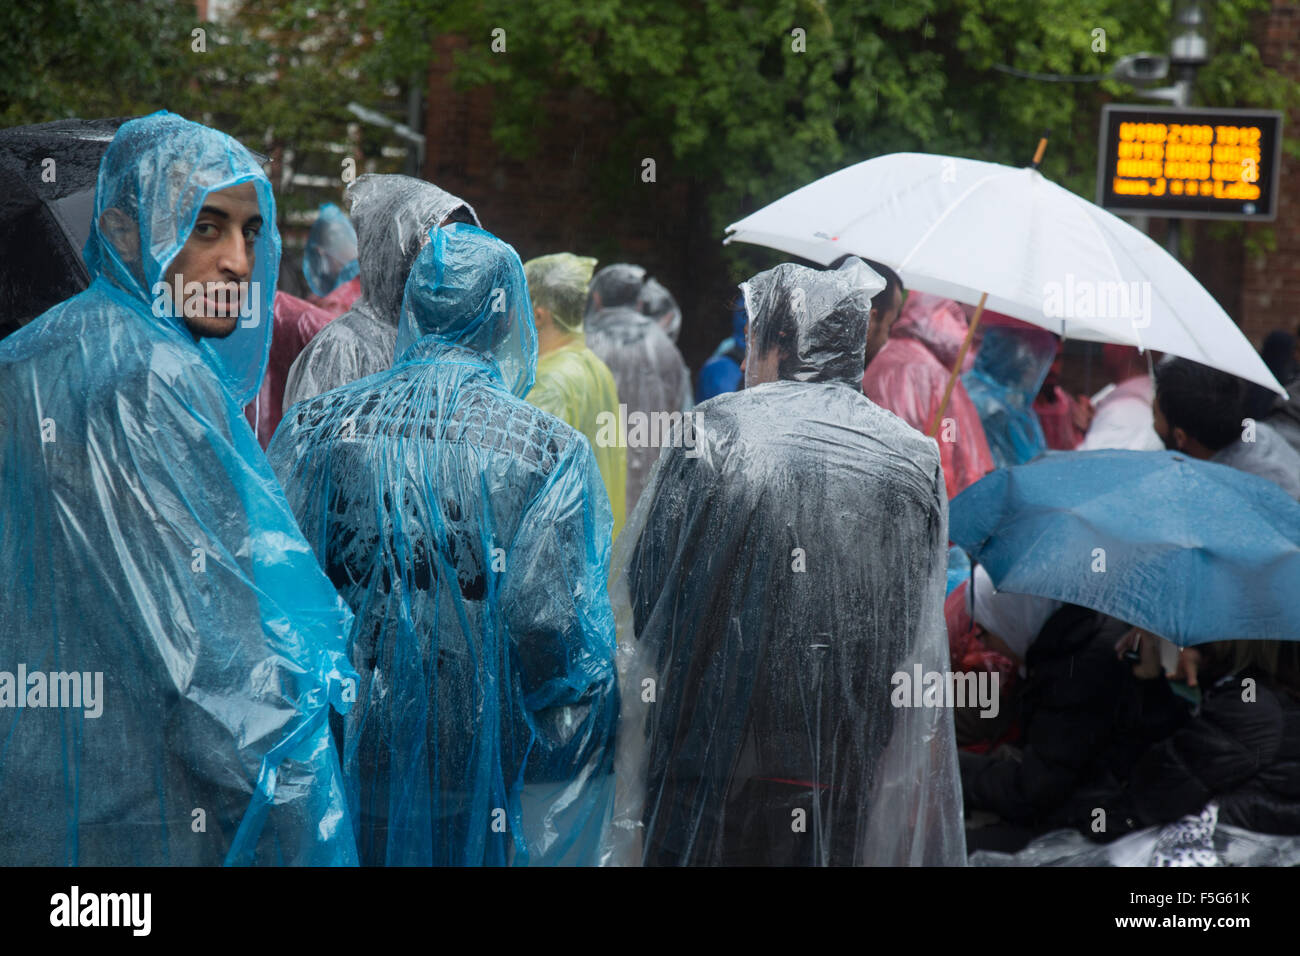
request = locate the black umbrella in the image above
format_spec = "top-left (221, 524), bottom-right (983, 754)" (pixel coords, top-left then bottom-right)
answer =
top-left (0, 117), bottom-right (130, 337)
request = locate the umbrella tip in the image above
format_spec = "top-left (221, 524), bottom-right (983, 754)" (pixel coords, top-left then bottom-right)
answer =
top-left (1030, 130), bottom-right (1051, 169)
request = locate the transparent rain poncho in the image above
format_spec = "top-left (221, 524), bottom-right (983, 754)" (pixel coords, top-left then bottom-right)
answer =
top-left (302, 202), bottom-right (360, 298)
top-left (602, 259), bottom-right (966, 866)
top-left (524, 253), bottom-right (627, 537)
top-left (268, 222), bottom-right (619, 866)
top-left (282, 174), bottom-right (480, 411)
top-left (637, 277), bottom-right (682, 343)
top-left (862, 292), bottom-right (994, 502)
top-left (584, 264), bottom-right (692, 519)
top-left (0, 111), bottom-right (358, 865)
top-left (962, 322), bottom-right (1058, 469)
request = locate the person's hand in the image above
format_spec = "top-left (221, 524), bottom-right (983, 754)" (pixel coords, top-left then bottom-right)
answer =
top-left (1071, 394), bottom-right (1094, 434)
top-left (1173, 647), bottom-right (1201, 688)
top-left (1114, 627), bottom-right (1162, 679)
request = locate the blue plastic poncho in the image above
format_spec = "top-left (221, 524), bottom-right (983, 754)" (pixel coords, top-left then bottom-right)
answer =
top-left (302, 202), bottom-right (360, 297)
top-left (962, 325), bottom-right (1058, 469)
top-left (282, 174), bottom-right (480, 411)
top-left (0, 111), bottom-right (358, 865)
top-left (268, 222), bottom-right (619, 866)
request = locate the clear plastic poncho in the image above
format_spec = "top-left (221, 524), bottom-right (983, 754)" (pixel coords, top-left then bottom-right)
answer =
top-left (302, 202), bottom-right (360, 298)
top-left (602, 260), bottom-right (966, 866)
top-left (268, 222), bottom-right (619, 866)
top-left (0, 111), bottom-right (358, 865)
top-left (862, 292), bottom-right (994, 502)
top-left (962, 322), bottom-right (1058, 469)
top-left (636, 277), bottom-right (682, 343)
top-left (584, 269), bottom-right (693, 518)
top-left (282, 174), bottom-right (480, 411)
top-left (524, 253), bottom-right (627, 537)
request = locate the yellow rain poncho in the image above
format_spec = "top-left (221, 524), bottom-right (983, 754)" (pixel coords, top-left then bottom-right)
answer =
top-left (524, 254), bottom-right (627, 537)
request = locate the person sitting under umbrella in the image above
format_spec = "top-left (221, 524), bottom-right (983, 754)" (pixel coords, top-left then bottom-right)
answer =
top-left (959, 566), bottom-right (1191, 854)
top-left (1153, 355), bottom-right (1300, 500)
top-left (1093, 637), bottom-right (1300, 840)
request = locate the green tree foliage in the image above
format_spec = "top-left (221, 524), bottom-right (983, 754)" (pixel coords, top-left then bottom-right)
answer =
top-left (4, 1), bottom-right (1296, 279)
top-left (368, 0), bottom-right (1298, 277)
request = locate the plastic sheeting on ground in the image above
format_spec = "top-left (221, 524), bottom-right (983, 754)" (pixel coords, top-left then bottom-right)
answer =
top-left (282, 173), bottom-right (479, 412)
top-left (963, 320), bottom-right (1057, 469)
top-left (269, 221), bottom-right (618, 866)
top-left (0, 111), bottom-right (358, 865)
top-left (971, 808), bottom-right (1300, 866)
top-left (601, 261), bottom-right (965, 866)
top-left (863, 292), bottom-right (994, 502)
top-left (302, 202), bottom-right (359, 298)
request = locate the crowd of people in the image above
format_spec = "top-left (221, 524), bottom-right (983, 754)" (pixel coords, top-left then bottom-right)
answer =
top-left (1, 111), bottom-right (1297, 866)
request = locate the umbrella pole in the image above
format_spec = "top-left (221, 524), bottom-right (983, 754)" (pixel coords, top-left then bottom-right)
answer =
top-left (927, 290), bottom-right (987, 437)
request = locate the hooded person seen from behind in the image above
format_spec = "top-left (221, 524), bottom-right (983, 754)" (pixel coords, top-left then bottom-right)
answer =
top-left (268, 222), bottom-right (619, 867)
top-left (302, 201), bottom-right (360, 305)
top-left (602, 257), bottom-right (965, 866)
top-left (962, 315), bottom-right (1058, 469)
top-left (583, 263), bottom-right (693, 518)
top-left (863, 291), bottom-right (994, 501)
top-left (282, 173), bottom-right (480, 412)
top-left (0, 111), bottom-right (358, 865)
top-left (524, 253), bottom-right (627, 537)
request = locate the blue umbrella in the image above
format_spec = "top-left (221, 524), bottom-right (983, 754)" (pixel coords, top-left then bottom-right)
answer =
top-left (950, 449), bottom-right (1300, 645)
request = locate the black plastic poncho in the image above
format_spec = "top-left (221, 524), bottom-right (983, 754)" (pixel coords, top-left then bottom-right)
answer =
top-left (603, 259), bottom-right (966, 866)
top-left (269, 222), bottom-right (619, 866)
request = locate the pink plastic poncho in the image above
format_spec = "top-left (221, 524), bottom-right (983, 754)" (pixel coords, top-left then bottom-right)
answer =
top-left (863, 291), bottom-right (994, 501)
top-left (244, 291), bottom-right (337, 448)
top-left (309, 275), bottom-right (362, 317)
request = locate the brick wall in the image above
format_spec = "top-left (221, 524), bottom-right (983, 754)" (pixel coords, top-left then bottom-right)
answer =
top-left (422, 35), bottom-right (726, 374)
top-left (1239, 0), bottom-right (1300, 346)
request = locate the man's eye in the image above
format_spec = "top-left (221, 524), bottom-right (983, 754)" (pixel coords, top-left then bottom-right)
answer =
top-left (194, 222), bottom-right (219, 237)
top-left (244, 227), bottom-right (260, 241)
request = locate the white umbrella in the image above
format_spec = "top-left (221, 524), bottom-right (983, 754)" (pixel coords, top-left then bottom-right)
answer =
top-left (724, 151), bottom-right (1286, 399)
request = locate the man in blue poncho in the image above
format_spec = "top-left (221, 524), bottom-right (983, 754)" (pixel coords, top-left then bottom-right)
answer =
top-left (0, 111), bottom-right (358, 865)
top-left (302, 201), bottom-right (360, 307)
top-left (269, 220), bottom-right (618, 866)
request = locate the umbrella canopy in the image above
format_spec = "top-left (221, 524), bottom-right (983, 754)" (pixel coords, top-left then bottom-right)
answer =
top-left (724, 153), bottom-right (1285, 396)
top-left (0, 118), bottom-right (129, 335)
top-left (949, 448), bottom-right (1300, 646)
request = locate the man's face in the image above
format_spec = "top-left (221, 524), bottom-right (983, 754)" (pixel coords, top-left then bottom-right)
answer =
top-left (865, 285), bottom-right (902, 366)
top-left (165, 182), bottom-right (262, 339)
